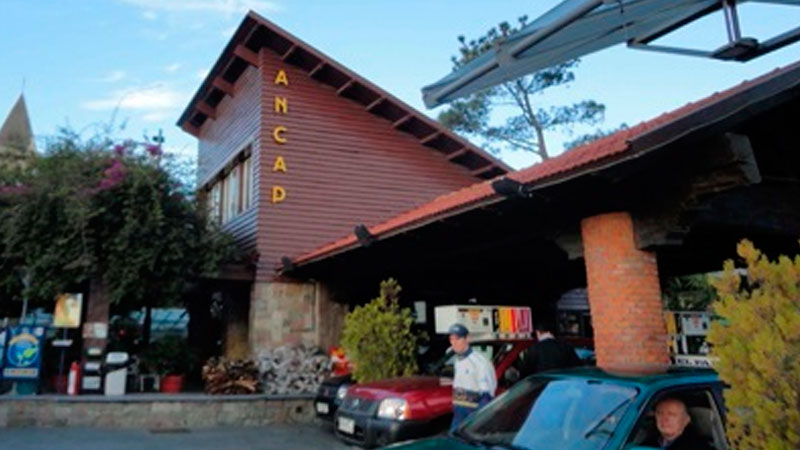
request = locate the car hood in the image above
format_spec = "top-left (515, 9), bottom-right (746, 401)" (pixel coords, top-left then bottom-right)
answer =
top-left (347, 376), bottom-right (452, 400)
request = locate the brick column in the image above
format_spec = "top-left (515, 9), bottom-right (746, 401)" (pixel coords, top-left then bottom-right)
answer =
top-left (580, 212), bottom-right (670, 368)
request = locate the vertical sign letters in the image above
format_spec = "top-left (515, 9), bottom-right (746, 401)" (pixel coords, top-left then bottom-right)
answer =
top-left (272, 69), bottom-right (289, 204)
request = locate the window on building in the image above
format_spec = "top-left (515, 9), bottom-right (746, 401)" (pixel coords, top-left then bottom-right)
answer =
top-left (208, 182), bottom-right (221, 224)
top-left (223, 166), bottom-right (239, 223)
top-left (241, 155), bottom-right (252, 212)
top-left (206, 143), bottom-right (254, 225)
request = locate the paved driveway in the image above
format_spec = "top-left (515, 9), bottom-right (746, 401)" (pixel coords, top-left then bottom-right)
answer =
top-left (0, 424), bottom-right (355, 449)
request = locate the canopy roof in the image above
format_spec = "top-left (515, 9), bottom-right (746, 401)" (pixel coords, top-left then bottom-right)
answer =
top-left (422, 0), bottom-right (800, 108)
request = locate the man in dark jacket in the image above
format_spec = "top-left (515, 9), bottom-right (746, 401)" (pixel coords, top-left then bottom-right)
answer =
top-left (642, 397), bottom-right (714, 450)
top-left (519, 320), bottom-right (581, 376)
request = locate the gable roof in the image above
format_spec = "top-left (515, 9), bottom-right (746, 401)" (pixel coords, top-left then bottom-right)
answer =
top-left (288, 58), bottom-right (800, 269)
top-left (0, 94), bottom-right (35, 154)
top-left (177, 11), bottom-right (510, 179)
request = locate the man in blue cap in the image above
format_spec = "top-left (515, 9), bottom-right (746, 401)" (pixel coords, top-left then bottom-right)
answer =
top-left (448, 323), bottom-right (496, 430)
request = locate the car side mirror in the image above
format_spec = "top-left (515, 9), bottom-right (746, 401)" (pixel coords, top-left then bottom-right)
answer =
top-left (504, 367), bottom-right (520, 384)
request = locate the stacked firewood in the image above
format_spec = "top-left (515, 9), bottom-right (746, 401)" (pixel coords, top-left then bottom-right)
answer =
top-left (202, 357), bottom-right (262, 395)
top-left (257, 345), bottom-right (331, 395)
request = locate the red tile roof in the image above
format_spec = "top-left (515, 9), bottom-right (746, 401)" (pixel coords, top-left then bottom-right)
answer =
top-left (288, 60), bottom-right (800, 269)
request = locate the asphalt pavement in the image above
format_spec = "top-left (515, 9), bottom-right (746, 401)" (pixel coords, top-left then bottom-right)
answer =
top-left (0, 424), bottom-right (356, 449)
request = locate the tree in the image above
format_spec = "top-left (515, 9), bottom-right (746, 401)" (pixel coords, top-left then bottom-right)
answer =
top-left (707, 240), bottom-right (800, 449)
top-left (340, 279), bottom-right (421, 383)
top-left (662, 273), bottom-right (717, 311)
top-left (438, 16), bottom-right (607, 161)
top-left (0, 129), bottom-right (235, 319)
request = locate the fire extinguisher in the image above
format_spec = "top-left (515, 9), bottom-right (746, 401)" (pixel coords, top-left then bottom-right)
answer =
top-left (67, 361), bottom-right (81, 396)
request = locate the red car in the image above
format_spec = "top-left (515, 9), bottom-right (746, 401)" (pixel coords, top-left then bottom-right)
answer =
top-left (333, 338), bottom-right (534, 448)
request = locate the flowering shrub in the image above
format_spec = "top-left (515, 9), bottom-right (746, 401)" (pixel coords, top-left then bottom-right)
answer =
top-left (0, 130), bottom-right (234, 312)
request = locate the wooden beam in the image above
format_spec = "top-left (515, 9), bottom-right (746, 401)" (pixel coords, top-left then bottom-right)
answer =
top-left (212, 77), bottom-right (235, 97)
top-left (392, 114), bottom-right (413, 128)
top-left (281, 45), bottom-right (298, 61)
top-left (336, 80), bottom-right (355, 95)
top-left (308, 61), bottom-right (326, 77)
top-left (196, 102), bottom-right (217, 120)
top-left (419, 132), bottom-right (441, 145)
top-left (366, 96), bottom-right (385, 111)
top-left (233, 44), bottom-right (259, 67)
top-left (181, 122), bottom-right (200, 137)
top-left (470, 164), bottom-right (495, 176)
top-left (447, 147), bottom-right (468, 160)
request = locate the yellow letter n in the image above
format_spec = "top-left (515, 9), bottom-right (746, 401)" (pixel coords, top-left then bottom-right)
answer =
top-left (274, 96), bottom-right (288, 114)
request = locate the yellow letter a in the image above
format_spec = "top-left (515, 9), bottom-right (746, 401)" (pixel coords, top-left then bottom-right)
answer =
top-left (274, 69), bottom-right (289, 86)
top-left (273, 156), bottom-right (287, 172)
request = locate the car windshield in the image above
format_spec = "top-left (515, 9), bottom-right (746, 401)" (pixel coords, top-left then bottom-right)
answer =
top-left (457, 376), bottom-right (638, 450)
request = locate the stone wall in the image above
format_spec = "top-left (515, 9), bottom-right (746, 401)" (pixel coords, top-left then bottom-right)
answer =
top-left (0, 394), bottom-right (315, 428)
top-left (249, 281), bottom-right (346, 354)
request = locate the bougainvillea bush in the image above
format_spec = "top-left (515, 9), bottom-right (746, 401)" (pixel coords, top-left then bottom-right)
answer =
top-left (0, 129), bottom-right (234, 313)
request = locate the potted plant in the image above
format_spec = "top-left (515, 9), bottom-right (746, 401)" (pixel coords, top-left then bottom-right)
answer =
top-left (139, 335), bottom-right (196, 393)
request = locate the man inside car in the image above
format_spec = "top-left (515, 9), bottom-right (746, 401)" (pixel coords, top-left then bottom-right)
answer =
top-left (643, 397), bottom-right (714, 450)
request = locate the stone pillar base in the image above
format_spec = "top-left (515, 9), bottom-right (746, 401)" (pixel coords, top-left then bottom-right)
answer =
top-left (249, 281), bottom-right (346, 356)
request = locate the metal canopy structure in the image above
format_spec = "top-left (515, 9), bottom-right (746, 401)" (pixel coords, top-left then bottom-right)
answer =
top-left (422, 0), bottom-right (800, 108)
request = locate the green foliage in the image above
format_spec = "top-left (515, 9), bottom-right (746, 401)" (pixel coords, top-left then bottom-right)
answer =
top-left (662, 273), bottom-right (717, 311)
top-left (707, 239), bottom-right (800, 449)
top-left (0, 129), bottom-right (235, 312)
top-left (340, 279), bottom-right (420, 383)
top-left (438, 16), bottom-right (614, 160)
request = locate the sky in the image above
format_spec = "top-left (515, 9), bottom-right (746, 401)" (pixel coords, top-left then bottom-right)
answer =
top-left (2, 0), bottom-right (800, 170)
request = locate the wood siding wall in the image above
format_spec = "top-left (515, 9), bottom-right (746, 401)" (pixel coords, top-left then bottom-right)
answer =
top-left (197, 66), bottom-right (261, 251)
top-left (255, 49), bottom-right (478, 280)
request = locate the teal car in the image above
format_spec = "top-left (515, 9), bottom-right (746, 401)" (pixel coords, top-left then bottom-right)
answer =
top-left (384, 367), bottom-right (727, 450)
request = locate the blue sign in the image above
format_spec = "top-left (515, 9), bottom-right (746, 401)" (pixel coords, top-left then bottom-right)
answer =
top-left (2, 326), bottom-right (45, 380)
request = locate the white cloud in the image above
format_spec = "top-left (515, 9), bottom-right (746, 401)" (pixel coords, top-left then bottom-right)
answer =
top-left (142, 111), bottom-right (171, 122)
top-left (142, 10), bottom-right (157, 20)
top-left (164, 63), bottom-right (182, 73)
top-left (98, 70), bottom-right (126, 83)
top-left (119, 0), bottom-right (281, 15)
top-left (82, 84), bottom-right (185, 111)
top-left (196, 68), bottom-right (209, 80)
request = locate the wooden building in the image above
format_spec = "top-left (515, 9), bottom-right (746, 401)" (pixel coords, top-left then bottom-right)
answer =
top-left (178, 12), bottom-right (509, 357)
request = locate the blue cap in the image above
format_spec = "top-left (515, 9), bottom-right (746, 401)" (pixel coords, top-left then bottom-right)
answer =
top-left (448, 323), bottom-right (469, 337)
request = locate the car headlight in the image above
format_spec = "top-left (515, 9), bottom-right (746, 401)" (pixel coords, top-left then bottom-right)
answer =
top-left (336, 384), bottom-right (349, 400)
top-left (377, 398), bottom-right (408, 420)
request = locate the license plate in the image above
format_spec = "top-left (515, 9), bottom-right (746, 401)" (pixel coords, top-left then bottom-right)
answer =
top-left (337, 416), bottom-right (355, 434)
top-left (316, 402), bottom-right (330, 414)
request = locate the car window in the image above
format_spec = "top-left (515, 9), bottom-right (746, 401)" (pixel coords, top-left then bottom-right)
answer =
top-left (459, 376), bottom-right (638, 450)
top-left (626, 387), bottom-right (726, 450)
